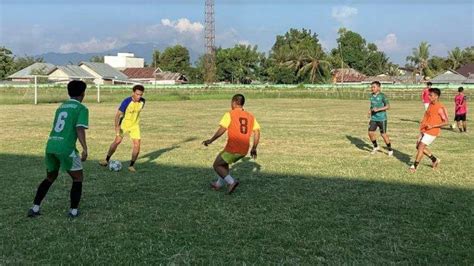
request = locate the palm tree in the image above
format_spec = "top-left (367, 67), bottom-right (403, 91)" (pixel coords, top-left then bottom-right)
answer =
top-left (285, 44), bottom-right (329, 83)
top-left (406, 41), bottom-right (431, 79)
top-left (448, 47), bottom-right (463, 70)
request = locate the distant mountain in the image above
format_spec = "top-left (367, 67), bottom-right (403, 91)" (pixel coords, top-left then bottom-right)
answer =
top-left (38, 42), bottom-right (202, 66)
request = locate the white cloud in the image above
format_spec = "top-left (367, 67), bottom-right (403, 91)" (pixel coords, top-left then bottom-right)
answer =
top-left (59, 37), bottom-right (123, 53)
top-left (332, 6), bottom-right (358, 24)
top-left (160, 18), bottom-right (204, 34)
top-left (375, 33), bottom-right (400, 52)
top-left (237, 40), bottom-right (251, 46)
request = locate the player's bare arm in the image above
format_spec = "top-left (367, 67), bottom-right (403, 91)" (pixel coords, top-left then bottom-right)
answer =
top-left (114, 110), bottom-right (123, 135)
top-left (76, 126), bottom-right (88, 161)
top-left (250, 129), bottom-right (260, 159)
top-left (203, 126), bottom-right (227, 146)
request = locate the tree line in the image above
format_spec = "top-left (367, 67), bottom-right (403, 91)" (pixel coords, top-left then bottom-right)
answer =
top-left (1, 27), bottom-right (473, 83)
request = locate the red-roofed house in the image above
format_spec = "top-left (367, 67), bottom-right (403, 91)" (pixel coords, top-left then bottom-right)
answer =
top-left (456, 63), bottom-right (474, 78)
top-left (331, 68), bottom-right (366, 84)
top-left (122, 67), bottom-right (161, 83)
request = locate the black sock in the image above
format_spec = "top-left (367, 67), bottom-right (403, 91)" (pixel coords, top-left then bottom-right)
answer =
top-left (34, 179), bottom-right (53, 205)
top-left (387, 143), bottom-right (392, 151)
top-left (106, 155), bottom-right (111, 162)
top-left (70, 181), bottom-right (82, 209)
top-left (414, 161), bottom-right (420, 168)
top-left (459, 128), bottom-right (463, 132)
top-left (130, 160), bottom-right (135, 167)
top-left (372, 140), bottom-right (378, 148)
top-left (428, 155), bottom-right (437, 163)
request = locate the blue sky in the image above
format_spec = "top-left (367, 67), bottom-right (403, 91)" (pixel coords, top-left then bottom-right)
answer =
top-left (0, 0), bottom-right (473, 64)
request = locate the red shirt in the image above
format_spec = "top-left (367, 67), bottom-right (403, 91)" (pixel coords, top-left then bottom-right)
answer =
top-left (454, 93), bottom-right (467, 115)
top-left (421, 88), bottom-right (430, 103)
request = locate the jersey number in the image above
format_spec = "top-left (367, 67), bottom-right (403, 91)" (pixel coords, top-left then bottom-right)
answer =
top-left (54, 112), bottom-right (68, 132)
top-left (239, 118), bottom-right (248, 134)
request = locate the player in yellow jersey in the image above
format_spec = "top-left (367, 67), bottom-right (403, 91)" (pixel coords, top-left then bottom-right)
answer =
top-left (99, 85), bottom-right (145, 172)
top-left (203, 94), bottom-right (261, 194)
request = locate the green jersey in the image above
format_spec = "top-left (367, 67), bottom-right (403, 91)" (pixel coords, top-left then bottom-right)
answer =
top-left (46, 99), bottom-right (89, 154)
top-left (370, 92), bottom-right (389, 121)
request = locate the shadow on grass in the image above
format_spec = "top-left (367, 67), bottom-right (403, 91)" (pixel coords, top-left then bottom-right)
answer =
top-left (400, 118), bottom-right (420, 124)
top-left (346, 135), bottom-right (372, 152)
top-left (140, 137), bottom-right (199, 164)
top-left (2, 153), bottom-right (472, 264)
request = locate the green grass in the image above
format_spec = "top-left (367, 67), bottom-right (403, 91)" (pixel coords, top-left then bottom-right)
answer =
top-left (0, 98), bottom-right (473, 264)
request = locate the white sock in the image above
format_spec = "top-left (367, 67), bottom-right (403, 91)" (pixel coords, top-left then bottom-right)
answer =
top-left (70, 208), bottom-right (78, 216)
top-left (224, 175), bottom-right (235, 185)
top-left (32, 205), bottom-right (40, 212)
top-left (216, 177), bottom-right (225, 187)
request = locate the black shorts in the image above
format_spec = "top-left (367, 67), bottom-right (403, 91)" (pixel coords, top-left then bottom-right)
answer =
top-left (454, 114), bottom-right (466, 121)
top-left (368, 120), bottom-right (387, 133)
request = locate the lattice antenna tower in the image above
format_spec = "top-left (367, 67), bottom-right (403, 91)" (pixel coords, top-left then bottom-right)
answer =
top-left (204, 0), bottom-right (216, 84)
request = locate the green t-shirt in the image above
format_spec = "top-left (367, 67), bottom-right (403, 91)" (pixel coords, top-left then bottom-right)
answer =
top-left (370, 92), bottom-right (389, 121)
top-left (46, 99), bottom-right (89, 154)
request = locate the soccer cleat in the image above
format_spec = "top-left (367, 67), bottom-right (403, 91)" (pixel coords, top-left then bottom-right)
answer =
top-left (99, 160), bottom-right (108, 167)
top-left (227, 181), bottom-right (240, 195)
top-left (388, 150), bottom-right (394, 156)
top-left (128, 166), bottom-right (136, 172)
top-left (409, 165), bottom-right (416, 173)
top-left (68, 209), bottom-right (80, 218)
top-left (432, 159), bottom-right (441, 169)
top-left (370, 146), bottom-right (380, 154)
top-left (27, 208), bottom-right (41, 218)
top-left (210, 182), bottom-right (222, 191)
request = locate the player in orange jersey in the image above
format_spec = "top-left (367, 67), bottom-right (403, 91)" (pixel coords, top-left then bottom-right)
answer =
top-left (409, 88), bottom-right (449, 173)
top-left (202, 94), bottom-right (261, 194)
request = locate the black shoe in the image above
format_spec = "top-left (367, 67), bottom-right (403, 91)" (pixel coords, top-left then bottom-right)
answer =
top-left (68, 210), bottom-right (80, 218)
top-left (227, 181), bottom-right (240, 195)
top-left (27, 209), bottom-right (41, 218)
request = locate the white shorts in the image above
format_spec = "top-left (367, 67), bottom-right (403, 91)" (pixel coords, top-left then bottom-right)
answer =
top-left (419, 133), bottom-right (436, 146)
top-left (424, 103), bottom-right (429, 110)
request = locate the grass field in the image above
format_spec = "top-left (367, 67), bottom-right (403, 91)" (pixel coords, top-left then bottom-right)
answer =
top-left (1, 98), bottom-right (473, 264)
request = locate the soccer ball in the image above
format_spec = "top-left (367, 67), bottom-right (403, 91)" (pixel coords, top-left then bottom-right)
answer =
top-left (108, 160), bottom-right (122, 172)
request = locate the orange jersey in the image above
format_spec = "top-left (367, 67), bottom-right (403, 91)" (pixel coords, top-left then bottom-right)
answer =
top-left (219, 108), bottom-right (260, 155)
top-left (420, 102), bottom-right (447, 136)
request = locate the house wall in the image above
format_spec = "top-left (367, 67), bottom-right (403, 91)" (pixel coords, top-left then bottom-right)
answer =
top-left (105, 54), bottom-right (144, 70)
top-left (48, 69), bottom-right (68, 81)
top-left (79, 65), bottom-right (104, 85)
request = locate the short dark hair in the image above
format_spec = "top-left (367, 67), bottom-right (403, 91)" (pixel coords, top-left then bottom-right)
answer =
top-left (458, 87), bottom-right (464, 92)
top-left (133, 84), bottom-right (145, 92)
top-left (429, 88), bottom-right (441, 97)
top-left (232, 94), bottom-right (245, 106)
top-left (67, 80), bottom-right (87, 97)
top-left (427, 82), bottom-right (432, 86)
top-left (371, 81), bottom-right (381, 87)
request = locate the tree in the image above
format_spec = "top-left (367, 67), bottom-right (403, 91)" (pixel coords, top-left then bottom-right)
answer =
top-left (461, 46), bottom-right (474, 65)
top-left (267, 28), bottom-right (329, 83)
top-left (215, 44), bottom-right (264, 83)
top-left (406, 41), bottom-right (432, 78)
top-left (152, 49), bottom-right (161, 68)
top-left (89, 55), bottom-right (104, 63)
top-left (160, 45), bottom-right (191, 73)
top-left (428, 56), bottom-right (449, 75)
top-left (0, 47), bottom-right (15, 79)
top-left (447, 47), bottom-right (463, 70)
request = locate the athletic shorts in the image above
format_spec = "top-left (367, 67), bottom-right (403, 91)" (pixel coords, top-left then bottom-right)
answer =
top-left (368, 120), bottom-right (388, 134)
top-left (454, 114), bottom-right (467, 121)
top-left (220, 151), bottom-right (245, 164)
top-left (45, 150), bottom-right (82, 173)
top-left (419, 133), bottom-right (436, 146)
top-left (120, 126), bottom-right (141, 140)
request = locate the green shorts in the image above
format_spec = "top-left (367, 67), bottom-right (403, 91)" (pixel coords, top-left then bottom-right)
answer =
top-left (45, 150), bottom-right (83, 173)
top-left (220, 151), bottom-right (245, 164)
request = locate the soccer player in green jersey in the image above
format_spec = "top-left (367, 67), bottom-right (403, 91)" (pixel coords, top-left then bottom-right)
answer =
top-left (367, 81), bottom-right (393, 156)
top-left (28, 80), bottom-right (89, 218)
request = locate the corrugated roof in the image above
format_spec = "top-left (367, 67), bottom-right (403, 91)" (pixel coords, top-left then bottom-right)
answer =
top-left (463, 73), bottom-right (474, 84)
top-left (456, 63), bottom-right (474, 78)
top-left (122, 68), bottom-right (160, 79)
top-left (79, 62), bottom-right (129, 80)
top-left (155, 71), bottom-right (188, 81)
top-left (8, 63), bottom-right (56, 78)
top-left (53, 65), bottom-right (95, 78)
top-left (363, 75), bottom-right (396, 83)
top-left (430, 70), bottom-right (467, 84)
top-left (331, 68), bottom-right (366, 83)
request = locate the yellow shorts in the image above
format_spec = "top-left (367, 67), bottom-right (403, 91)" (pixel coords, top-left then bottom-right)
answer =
top-left (220, 151), bottom-right (245, 164)
top-left (120, 126), bottom-right (141, 140)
